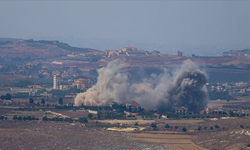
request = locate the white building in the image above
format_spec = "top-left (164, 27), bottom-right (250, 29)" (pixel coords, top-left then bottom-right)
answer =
top-left (53, 74), bottom-right (61, 89)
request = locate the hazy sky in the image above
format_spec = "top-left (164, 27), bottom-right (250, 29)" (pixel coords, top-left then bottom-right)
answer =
top-left (0, 1), bottom-right (250, 53)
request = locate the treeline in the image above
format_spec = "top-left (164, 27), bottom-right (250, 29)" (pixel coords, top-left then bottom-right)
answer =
top-left (97, 111), bottom-right (125, 119)
top-left (42, 116), bottom-right (74, 122)
top-left (13, 116), bottom-right (39, 121)
top-left (209, 91), bottom-right (236, 100)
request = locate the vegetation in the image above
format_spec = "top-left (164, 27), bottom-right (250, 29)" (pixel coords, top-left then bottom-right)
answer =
top-left (198, 126), bottom-right (202, 131)
top-left (13, 115), bottom-right (38, 121)
top-left (151, 123), bottom-right (157, 129)
top-left (87, 113), bottom-right (93, 119)
top-left (209, 90), bottom-right (235, 100)
top-left (58, 97), bottom-right (63, 105)
top-left (97, 111), bottom-right (125, 119)
top-left (165, 124), bottom-right (171, 128)
top-left (182, 127), bottom-right (187, 132)
top-left (240, 125), bottom-right (244, 128)
top-left (42, 116), bottom-right (73, 122)
top-left (215, 125), bottom-right (220, 129)
top-left (78, 117), bottom-right (88, 123)
top-left (0, 93), bottom-right (12, 100)
top-left (29, 98), bottom-right (34, 103)
top-left (210, 126), bottom-right (214, 130)
top-left (41, 99), bottom-right (45, 106)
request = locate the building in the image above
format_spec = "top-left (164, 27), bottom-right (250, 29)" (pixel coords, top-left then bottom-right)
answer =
top-left (72, 78), bottom-right (90, 89)
top-left (126, 101), bottom-right (141, 112)
top-left (122, 46), bottom-right (138, 52)
top-left (53, 74), bottom-right (61, 89)
top-left (175, 106), bottom-right (188, 115)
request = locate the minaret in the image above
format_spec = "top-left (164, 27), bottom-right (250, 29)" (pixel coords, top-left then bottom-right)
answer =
top-left (53, 74), bottom-right (61, 89)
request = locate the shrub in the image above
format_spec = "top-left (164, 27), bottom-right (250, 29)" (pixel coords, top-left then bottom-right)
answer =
top-left (13, 115), bottom-right (18, 120)
top-left (203, 126), bottom-right (207, 130)
top-left (88, 113), bottom-right (93, 119)
top-left (182, 127), bottom-right (187, 132)
top-left (175, 126), bottom-right (179, 129)
top-left (240, 125), bottom-right (244, 128)
top-left (42, 116), bottom-right (48, 121)
top-left (151, 123), bottom-right (157, 129)
top-left (247, 144), bottom-right (250, 147)
top-left (0, 116), bottom-right (4, 120)
top-left (215, 125), bottom-right (220, 129)
top-left (210, 126), bottom-right (214, 130)
top-left (165, 124), bottom-right (171, 128)
top-left (198, 126), bottom-right (202, 131)
top-left (134, 122), bottom-right (139, 126)
top-left (79, 117), bottom-right (88, 123)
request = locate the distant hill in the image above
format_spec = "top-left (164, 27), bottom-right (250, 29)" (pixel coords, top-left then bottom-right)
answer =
top-left (0, 38), bottom-right (100, 61)
top-left (223, 48), bottom-right (250, 56)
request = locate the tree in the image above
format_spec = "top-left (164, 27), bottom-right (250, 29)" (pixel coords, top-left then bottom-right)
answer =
top-left (13, 115), bottom-right (18, 120)
top-left (215, 125), bottom-right (220, 129)
top-left (5, 93), bottom-right (11, 100)
top-left (198, 126), bottom-right (202, 131)
top-left (42, 116), bottom-right (48, 121)
top-left (210, 126), bottom-right (214, 130)
top-left (175, 126), bottom-right (179, 129)
top-left (182, 127), bottom-right (187, 132)
top-left (240, 125), bottom-right (244, 128)
top-left (41, 99), bottom-right (45, 106)
top-left (79, 117), bottom-right (88, 123)
top-left (0, 95), bottom-right (5, 100)
top-left (0, 116), bottom-right (4, 120)
top-left (165, 124), bottom-right (171, 128)
top-left (87, 113), bottom-right (93, 119)
top-left (58, 97), bottom-right (63, 105)
top-left (29, 98), bottom-right (34, 103)
top-left (151, 123), bottom-right (157, 129)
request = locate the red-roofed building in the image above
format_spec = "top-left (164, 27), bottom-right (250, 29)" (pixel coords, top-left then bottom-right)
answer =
top-left (127, 101), bottom-right (141, 112)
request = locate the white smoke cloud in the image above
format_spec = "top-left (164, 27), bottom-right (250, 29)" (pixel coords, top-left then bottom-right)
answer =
top-left (74, 59), bottom-right (208, 112)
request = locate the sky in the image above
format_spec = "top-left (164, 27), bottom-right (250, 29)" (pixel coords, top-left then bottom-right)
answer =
top-left (0, 0), bottom-right (250, 55)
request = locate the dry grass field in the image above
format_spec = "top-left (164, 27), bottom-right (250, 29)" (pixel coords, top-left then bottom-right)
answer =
top-left (128, 131), bottom-right (207, 150)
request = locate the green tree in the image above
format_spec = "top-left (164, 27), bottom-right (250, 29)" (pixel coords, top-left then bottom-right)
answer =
top-left (182, 127), bottom-right (187, 132)
top-left (165, 124), bottom-right (171, 128)
top-left (58, 97), bottom-right (63, 105)
top-left (41, 99), bottom-right (45, 106)
top-left (88, 113), bottom-right (93, 119)
top-left (198, 126), bottom-right (202, 131)
top-left (42, 116), bottom-right (48, 121)
top-left (151, 123), bottom-right (157, 129)
top-left (5, 93), bottom-right (11, 100)
top-left (210, 126), bottom-right (214, 130)
top-left (13, 115), bottom-right (18, 120)
top-left (0, 116), bottom-right (4, 120)
top-left (79, 117), bottom-right (88, 123)
top-left (29, 98), bottom-right (34, 103)
top-left (240, 125), bottom-right (244, 128)
top-left (175, 126), bottom-right (179, 129)
top-left (0, 95), bottom-right (5, 100)
top-left (215, 125), bottom-right (220, 129)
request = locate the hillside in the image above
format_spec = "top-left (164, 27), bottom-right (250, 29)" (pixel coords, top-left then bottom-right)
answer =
top-left (0, 38), bottom-right (99, 61)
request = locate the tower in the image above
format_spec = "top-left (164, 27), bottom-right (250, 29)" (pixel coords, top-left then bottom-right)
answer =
top-left (53, 74), bottom-right (61, 89)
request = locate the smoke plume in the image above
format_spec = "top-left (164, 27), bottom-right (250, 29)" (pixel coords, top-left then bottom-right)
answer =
top-left (74, 59), bottom-right (208, 112)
